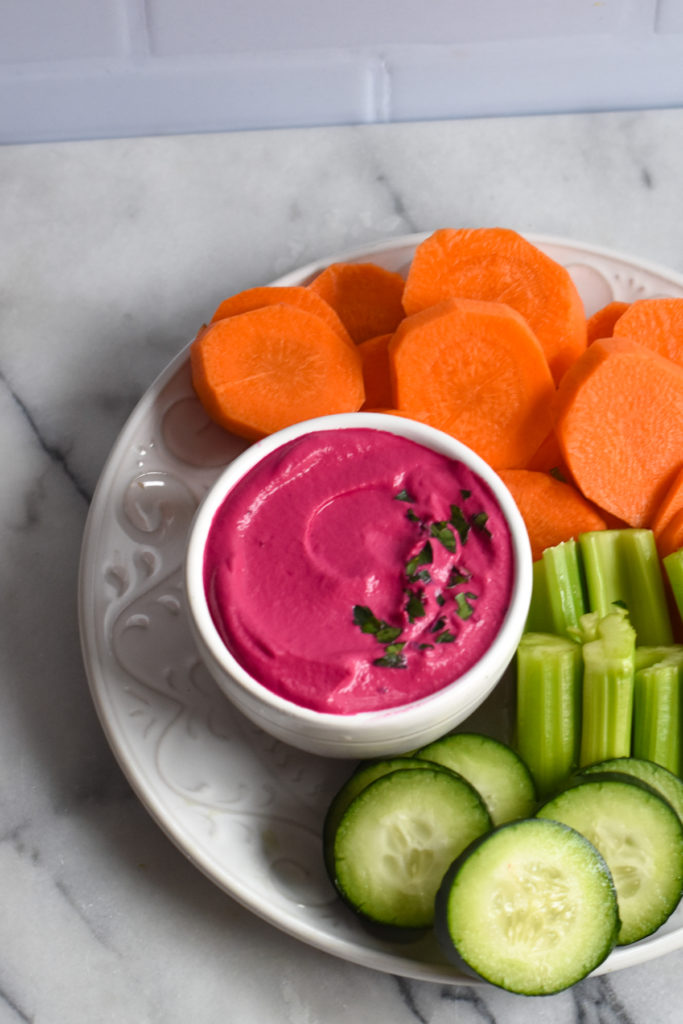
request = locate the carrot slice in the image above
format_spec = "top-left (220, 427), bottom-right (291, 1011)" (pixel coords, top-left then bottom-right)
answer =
top-left (402, 227), bottom-right (586, 383)
top-left (612, 297), bottom-right (683, 365)
top-left (651, 464), bottom-right (683, 539)
top-left (358, 333), bottom-right (392, 409)
top-left (555, 336), bottom-right (683, 527)
top-left (190, 304), bottom-right (364, 440)
top-left (308, 262), bottom-right (406, 344)
top-left (388, 297), bottom-right (555, 470)
top-left (497, 469), bottom-right (606, 560)
top-left (586, 300), bottom-right (630, 344)
top-left (524, 429), bottom-right (567, 476)
top-left (210, 285), bottom-right (353, 346)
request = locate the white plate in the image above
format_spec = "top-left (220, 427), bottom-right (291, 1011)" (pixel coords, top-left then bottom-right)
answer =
top-left (79, 232), bottom-right (683, 984)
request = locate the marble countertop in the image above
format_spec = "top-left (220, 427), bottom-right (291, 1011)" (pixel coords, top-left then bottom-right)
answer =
top-left (3, 108), bottom-right (683, 1023)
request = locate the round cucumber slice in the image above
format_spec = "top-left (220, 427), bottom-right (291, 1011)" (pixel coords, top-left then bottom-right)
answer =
top-left (537, 776), bottom-right (683, 945)
top-left (416, 732), bottom-right (536, 824)
top-left (435, 818), bottom-right (619, 995)
top-left (578, 756), bottom-right (683, 823)
top-left (322, 757), bottom-right (445, 877)
top-left (333, 767), bottom-right (491, 929)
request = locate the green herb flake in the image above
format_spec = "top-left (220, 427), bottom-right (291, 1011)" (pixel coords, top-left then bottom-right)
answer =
top-left (352, 605), bottom-right (383, 634)
top-left (436, 592), bottom-right (446, 607)
top-left (471, 511), bottom-right (491, 537)
top-left (352, 605), bottom-right (401, 642)
top-left (454, 591), bottom-right (478, 620)
top-left (418, 643), bottom-right (434, 650)
top-left (430, 520), bottom-right (457, 553)
top-left (406, 590), bottom-right (427, 622)
top-left (395, 488), bottom-right (416, 503)
top-left (406, 508), bottom-right (421, 524)
top-left (406, 541), bottom-right (433, 578)
top-left (460, 489), bottom-right (471, 499)
top-left (446, 565), bottom-right (472, 587)
top-left (449, 504), bottom-right (471, 545)
top-left (430, 616), bottom-right (447, 634)
top-left (374, 642), bottom-right (407, 669)
top-left (435, 630), bottom-right (456, 644)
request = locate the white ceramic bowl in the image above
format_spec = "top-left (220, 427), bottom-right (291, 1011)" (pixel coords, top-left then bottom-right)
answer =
top-left (185, 411), bottom-right (532, 758)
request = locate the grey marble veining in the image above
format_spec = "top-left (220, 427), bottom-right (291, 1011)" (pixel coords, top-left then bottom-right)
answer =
top-left (2, 109), bottom-right (683, 1024)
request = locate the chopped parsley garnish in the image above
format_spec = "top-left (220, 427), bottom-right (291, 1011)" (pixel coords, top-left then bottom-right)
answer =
top-left (449, 504), bottom-right (471, 545)
top-left (460, 489), bottom-right (471, 499)
top-left (406, 541), bottom-right (433, 579)
top-left (405, 508), bottom-right (421, 524)
top-left (447, 565), bottom-right (472, 587)
top-left (406, 590), bottom-right (427, 622)
top-left (434, 630), bottom-right (456, 643)
top-left (374, 642), bottom-right (407, 668)
top-left (352, 605), bottom-right (402, 643)
top-left (395, 488), bottom-right (416, 503)
top-left (430, 520), bottom-right (457, 553)
top-left (471, 511), bottom-right (491, 537)
top-left (436, 592), bottom-right (446, 607)
top-left (454, 591), bottom-right (478, 620)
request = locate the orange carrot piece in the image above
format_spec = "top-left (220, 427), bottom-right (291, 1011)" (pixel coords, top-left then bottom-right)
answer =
top-left (308, 262), bottom-right (406, 344)
top-left (555, 336), bottom-right (683, 527)
top-left (402, 227), bottom-right (586, 383)
top-left (650, 464), bottom-right (683, 539)
top-left (523, 429), bottom-right (567, 476)
top-left (210, 285), bottom-right (353, 346)
top-left (190, 304), bottom-right (364, 440)
top-left (657, 507), bottom-right (683, 559)
top-left (388, 297), bottom-right (555, 470)
top-left (358, 333), bottom-right (393, 409)
top-left (586, 300), bottom-right (630, 344)
top-left (497, 469), bottom-right (607, 560)
top-left (612, 297), bottom-right (683, 365)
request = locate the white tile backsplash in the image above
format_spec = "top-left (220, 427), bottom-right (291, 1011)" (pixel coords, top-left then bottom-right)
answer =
top-left (1, 0), bottom-right (682, 143)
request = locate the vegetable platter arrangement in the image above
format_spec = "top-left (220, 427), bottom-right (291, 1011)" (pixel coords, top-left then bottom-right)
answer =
top-left (189, 227), bottom-right (683, 995)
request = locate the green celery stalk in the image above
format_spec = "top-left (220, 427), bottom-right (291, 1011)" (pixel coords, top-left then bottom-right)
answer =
top-left (542, 539), bottom-right (588, 639)
top-left (664, 548), bottom-right (683, 627)
top-left (635, 645), bottom-right (683, 671)
top-left (579, 605), bottom-right (636, 767)
top-left (633, 658), bottom-right (682, 777)
top-left (516, 632), bottom-right (582, 796)
top-left (525, 559), bottom-right (555, 634)
top-left (580, 529), bottom-right (673, 646)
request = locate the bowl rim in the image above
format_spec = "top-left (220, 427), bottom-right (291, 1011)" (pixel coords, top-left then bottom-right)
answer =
top-left (184, 410), bottom-right (532, 733)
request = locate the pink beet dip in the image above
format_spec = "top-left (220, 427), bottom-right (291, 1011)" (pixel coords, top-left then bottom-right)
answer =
top-left (203, 428), bottom-right (514, 714)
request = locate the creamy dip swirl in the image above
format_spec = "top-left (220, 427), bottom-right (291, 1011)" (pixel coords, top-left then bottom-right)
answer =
top-left (204, 428), bottom-right (514, 714)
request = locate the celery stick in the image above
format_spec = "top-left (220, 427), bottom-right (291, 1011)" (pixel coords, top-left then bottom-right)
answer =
top-left (542, 539), bottom-right (588, 639)
top-left (525, 559), bottom-right (555, 634)
top-left (580, 529), bottom-right (673, 646)
top-left (664, 548), bottom-right (683, 626)
top-left (635, 645), bottom-right (683, 671)
top-left (579, 606), bottom-right (636, 767)
top-left (516, 633), bottom-right (582, 796)
top-left (633, 660), bottom-right (682, 777)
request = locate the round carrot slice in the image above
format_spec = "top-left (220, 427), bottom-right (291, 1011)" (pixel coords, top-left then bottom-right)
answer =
top-left (191, 304), bottom-right (364, 440)
top-left (210, 285), bottom-right (354, 347)
top-left (402, 228), bottom-right (586, 383)
top-left (309, 261), bottom-right (406, 344)
top-left (389, 297), bottom-right (555, 470)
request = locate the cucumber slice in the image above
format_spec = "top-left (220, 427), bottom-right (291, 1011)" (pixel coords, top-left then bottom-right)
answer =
top-left (578, 756), bottom-right (683, 824)
top-left (415, 732), bottom-right (536, 825)
top-left (435, 818), bottom-right (619, 995)
top-left (323, 757), bottom-right (442, 877)
top-left (537, 776), bottom-right (683, 945)
top-left (333, 767), bottom-right (491, 929)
